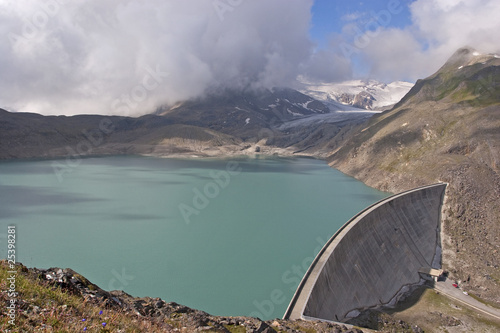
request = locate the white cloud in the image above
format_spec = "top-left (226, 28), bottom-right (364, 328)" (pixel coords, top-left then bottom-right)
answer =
top-left (2, 0), bottom-right (499, 116)
top-left (0, 0), bottom-right (314, 115)
top-left (341, 0), bottom-right (500, 82)
top-left (341, 11), bottom-right (364, 22)
top-left (299, 48), bottom-right (352, 83)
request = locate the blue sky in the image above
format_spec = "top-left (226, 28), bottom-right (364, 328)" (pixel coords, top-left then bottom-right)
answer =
top-left (305, 0), bottom-right (500, 82)
top-left (308, 0), bottom-right (417, 79)
top-left (309, 0), bottom-right (418, 81)
top-left (310, 0), bottom-right (414, 49)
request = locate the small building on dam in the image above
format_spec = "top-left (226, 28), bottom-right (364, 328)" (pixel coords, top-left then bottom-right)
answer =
top-left (284, 183), bottom-right (447, 322)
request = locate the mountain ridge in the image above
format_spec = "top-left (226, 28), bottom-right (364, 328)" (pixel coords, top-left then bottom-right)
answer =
top-left (0, 86), bottom-right (373, 160)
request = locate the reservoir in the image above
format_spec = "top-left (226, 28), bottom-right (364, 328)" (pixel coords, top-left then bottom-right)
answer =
top-left (0, 156), bottom-right (388, 320)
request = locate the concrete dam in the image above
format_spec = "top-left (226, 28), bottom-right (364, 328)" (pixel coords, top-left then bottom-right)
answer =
top-left (284, 183), bottom-right (447, 322)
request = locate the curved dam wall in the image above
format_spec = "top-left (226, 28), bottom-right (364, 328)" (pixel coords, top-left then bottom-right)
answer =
top-left (284, 183), bottom-right (447, 322)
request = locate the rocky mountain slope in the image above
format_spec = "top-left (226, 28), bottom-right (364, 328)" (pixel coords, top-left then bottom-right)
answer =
top-left (299, 77), bottom-right (414, 110)
top-left (0, 88), bottom-right (365, 160)
top-left (328, 47), bottom-right (500, 305)
top-left (155, 88), bottom-right (329, 138)
top-left (0, 109), bottom-right (244, 159)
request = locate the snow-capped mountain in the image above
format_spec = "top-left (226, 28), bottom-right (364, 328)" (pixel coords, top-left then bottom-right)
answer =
top-left (298, 77), bottom-right (414, 110)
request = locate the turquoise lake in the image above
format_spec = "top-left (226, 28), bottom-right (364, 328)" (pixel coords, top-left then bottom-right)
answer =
top-left (0, 156), bottom-right (388, 319)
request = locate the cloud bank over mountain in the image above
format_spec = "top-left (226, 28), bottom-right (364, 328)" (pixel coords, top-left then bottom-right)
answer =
top-left (0, 0), bottom-right (499, 116)
top-left (0, 0), bottom-right (314, 115)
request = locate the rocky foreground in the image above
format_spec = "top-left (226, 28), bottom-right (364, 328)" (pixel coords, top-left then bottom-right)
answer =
top-left (2, 261), bottom-right (376, 332)
top-left (1, 261), bottom-right (435, 332)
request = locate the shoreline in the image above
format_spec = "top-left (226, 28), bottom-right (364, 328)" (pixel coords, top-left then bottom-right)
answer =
top-left (0, 145), bottom-right (324, 163)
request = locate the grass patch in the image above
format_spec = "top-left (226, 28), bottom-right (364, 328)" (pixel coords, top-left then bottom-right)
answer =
top-left (385, 286), bottom-right (500, 332)
top-left (468, 293), bottom-right (500, 310)
top-left (422, 288), bottom-right (451, 308)
top-left (0, 261), bottom-right (172, 332)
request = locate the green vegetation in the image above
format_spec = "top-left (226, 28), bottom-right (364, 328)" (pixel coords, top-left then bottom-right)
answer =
top-left (1, 261), bottom-right (365, 332)
top-left (435, 66), bottom-right (500, 106)
top-left (384, 287), bottom-right (500, 332)
top-left (0, 261), bottom-right (171, 332)
top-left (469, 293), bottom-right (500, 310)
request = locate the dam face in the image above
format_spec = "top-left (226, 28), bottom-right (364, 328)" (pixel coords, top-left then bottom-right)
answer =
top-left (284, 183), bottom-right (447, 322)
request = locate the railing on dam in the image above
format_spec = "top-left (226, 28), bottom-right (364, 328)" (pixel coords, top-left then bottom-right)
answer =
top-left (283, 183), bottom-right (447, 322)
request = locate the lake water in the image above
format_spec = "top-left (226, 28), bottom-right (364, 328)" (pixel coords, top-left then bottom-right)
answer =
top-left (0, 156), bottom-right (388, 319)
